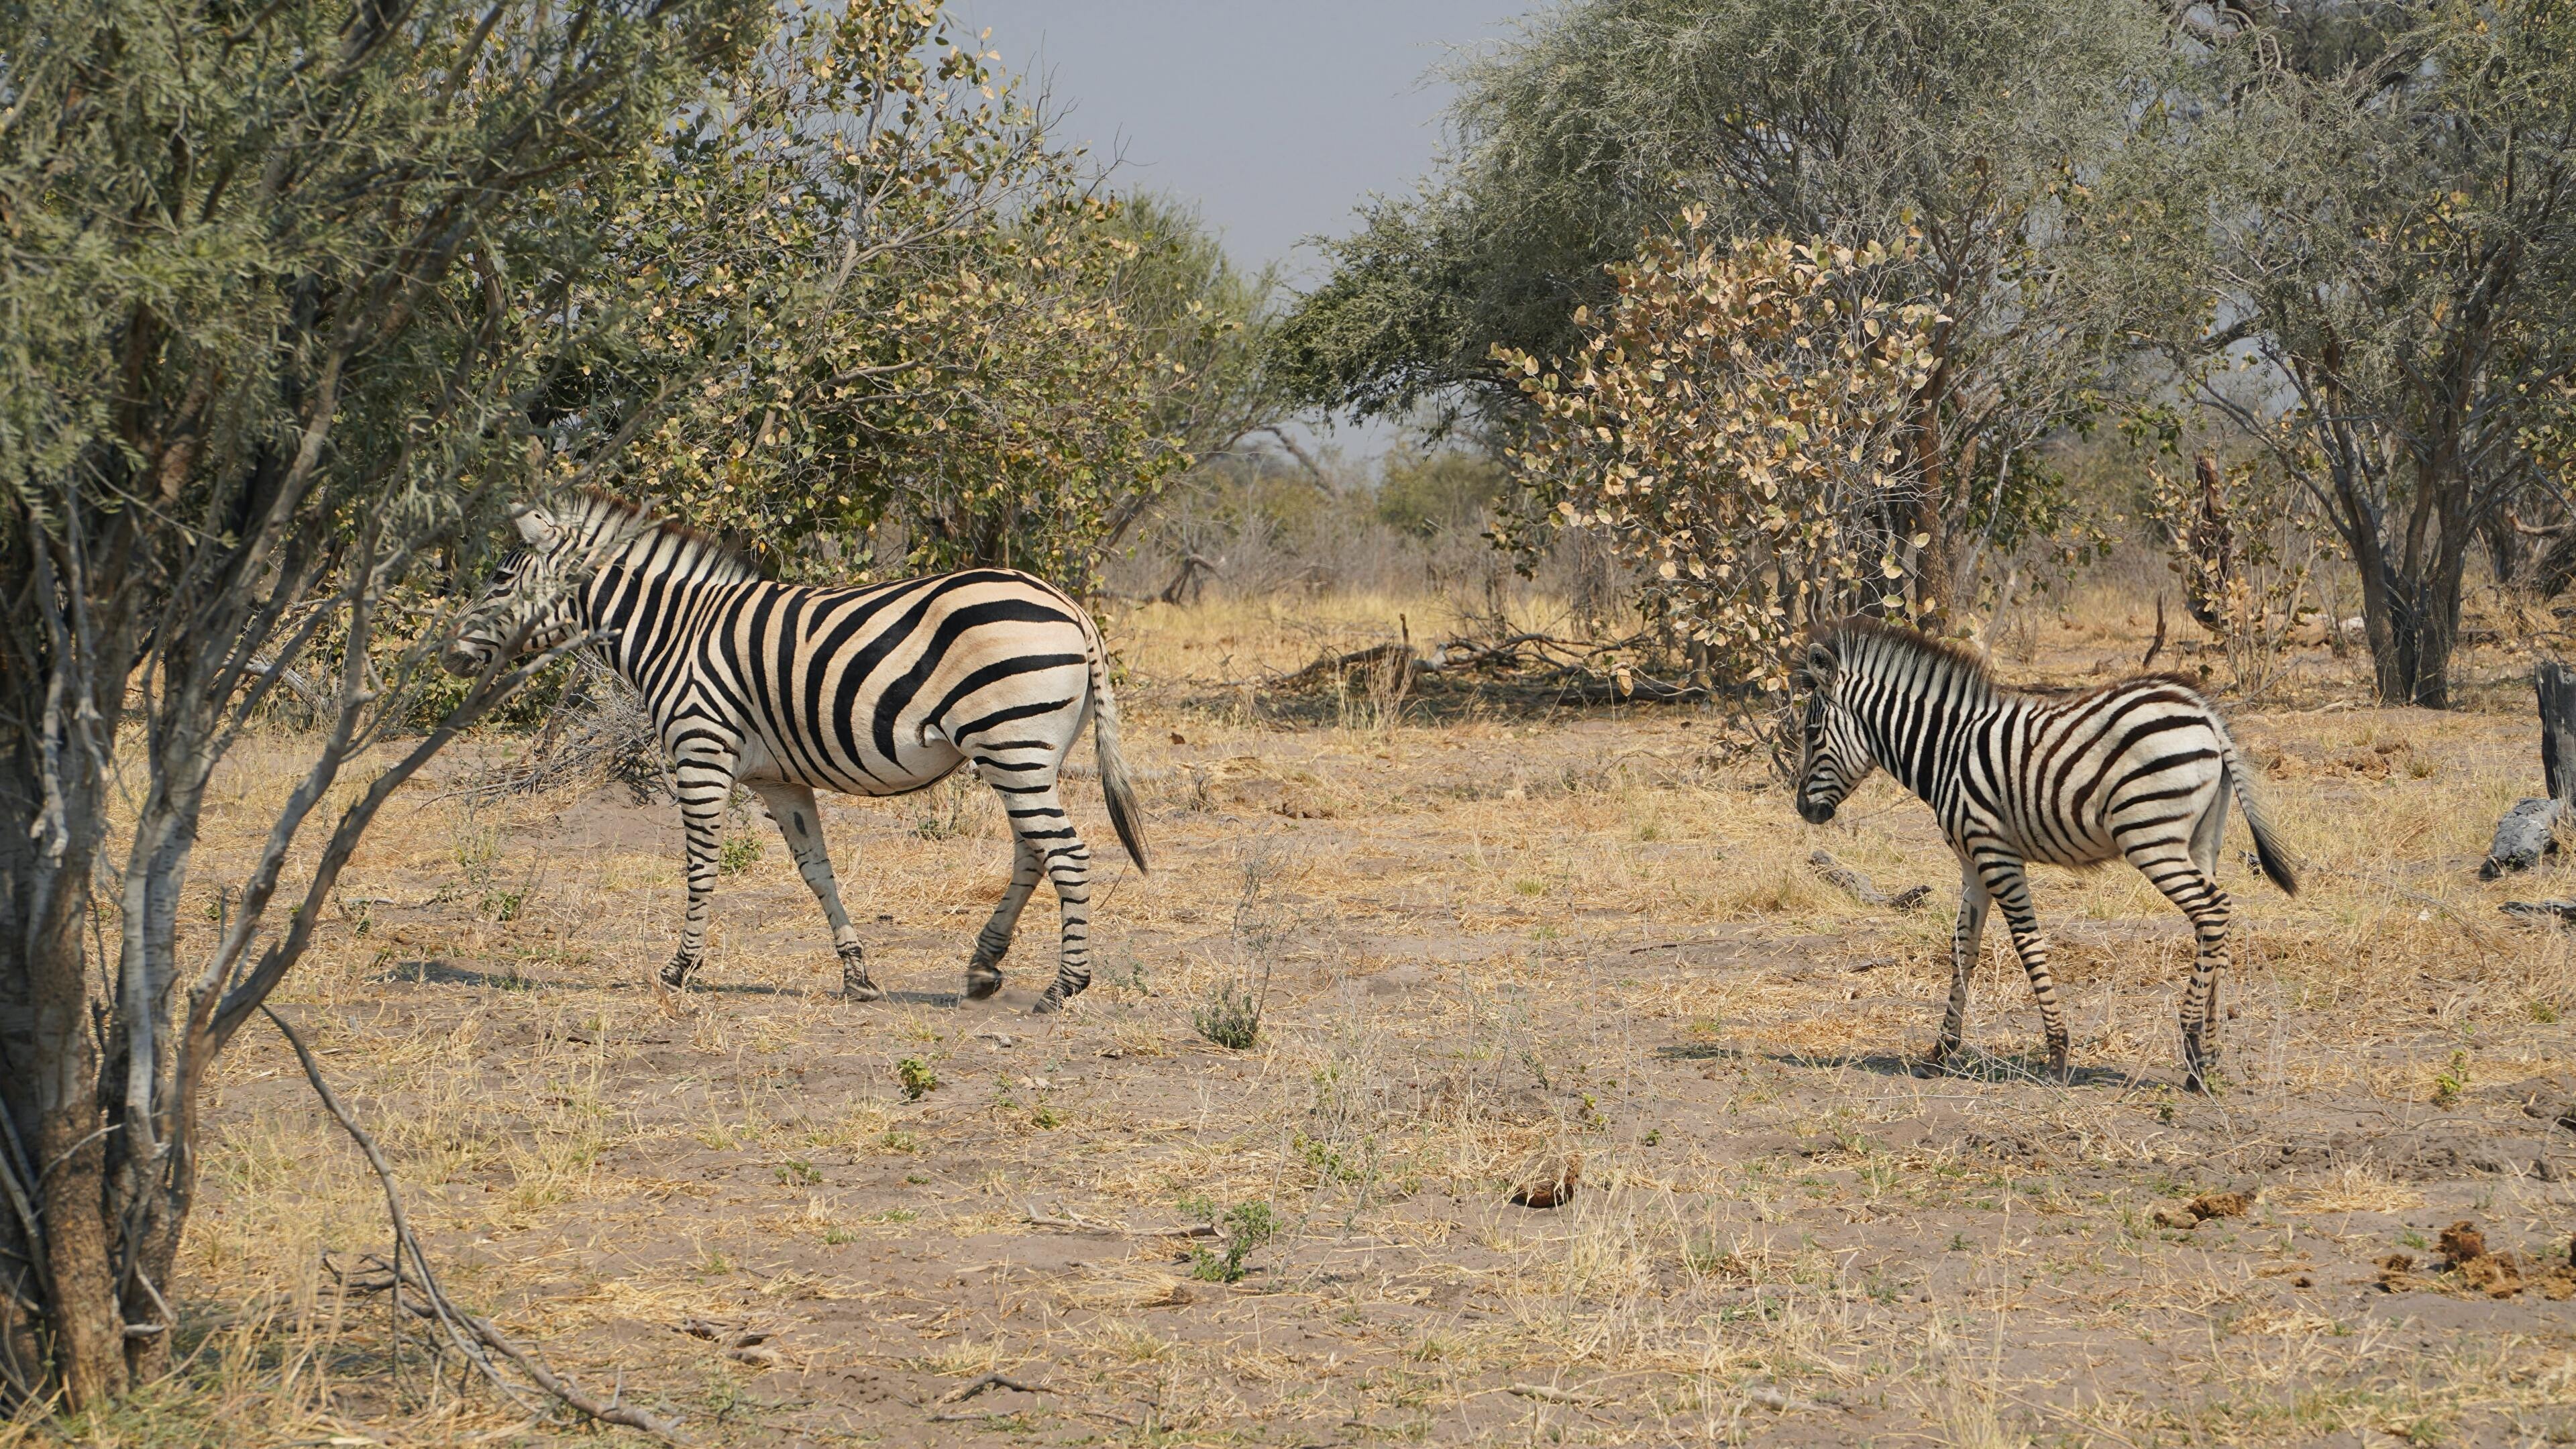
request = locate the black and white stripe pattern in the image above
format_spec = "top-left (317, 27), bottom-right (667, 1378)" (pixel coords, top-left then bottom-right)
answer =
top-left (443, 490), bottom-right (1148, 1011)
top-left (1792, 619), bottom-right (2296, 1089)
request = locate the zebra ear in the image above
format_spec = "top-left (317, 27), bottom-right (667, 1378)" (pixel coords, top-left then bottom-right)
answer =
top-left (1805, 642), bottom-right (1835, 680)
top-left (512, 506), bottom-right (561, 549)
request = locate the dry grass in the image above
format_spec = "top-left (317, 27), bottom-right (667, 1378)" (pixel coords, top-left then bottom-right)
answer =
top-left (11, 570), bottom-right (2576, 1446)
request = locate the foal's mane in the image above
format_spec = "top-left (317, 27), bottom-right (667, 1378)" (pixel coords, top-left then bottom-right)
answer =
top-left (571, 487), bottom-right (763, 580)
top-left (1819, 616), bottom-right (2000, 702)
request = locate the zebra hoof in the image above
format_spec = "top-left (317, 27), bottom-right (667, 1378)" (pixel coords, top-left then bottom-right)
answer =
top-left (840, 951), bottom-right (882, 1002)
top-left (658, 955), bottom-right (698, 992)
top-left (1032, 987), bottom-right (1070, 1016)
top-left (963, 967), bottom-right (1004, 1001)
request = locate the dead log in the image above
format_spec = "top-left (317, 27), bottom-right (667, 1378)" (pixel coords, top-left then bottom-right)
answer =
top-left (2483, 661), bottom-right (2576, 879)
top-left (1809, 851), bottom-right (1931, 910)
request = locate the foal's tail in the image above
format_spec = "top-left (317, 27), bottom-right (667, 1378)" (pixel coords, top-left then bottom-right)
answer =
top-left (1082, 627), bottom-right (1150, 874)
top-left (2216, 727), bottom-right (2298, 896)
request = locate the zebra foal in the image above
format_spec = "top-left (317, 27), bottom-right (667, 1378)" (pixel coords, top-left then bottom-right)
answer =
top-left (1790, 619), bottom-right (2296, 1090)
top-left (441, 490), bottom-right (1148, 1010)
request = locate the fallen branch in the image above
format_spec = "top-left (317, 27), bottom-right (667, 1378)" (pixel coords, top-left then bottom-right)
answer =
top-left (941, 1372), bottom-right (1050, 1404)
top-left (269, 1008), bottom-right (686, 1443)
top-left (1506, 1383), bottom-right (1603, 1407)
top-left (1809, 851), bottom-right (1931, 911)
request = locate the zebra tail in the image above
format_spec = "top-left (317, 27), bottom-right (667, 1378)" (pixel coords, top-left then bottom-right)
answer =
top-left (2218, 731), bottom-right (2298, 896)
top-left (1087, 638), bottom-right (1150, 874)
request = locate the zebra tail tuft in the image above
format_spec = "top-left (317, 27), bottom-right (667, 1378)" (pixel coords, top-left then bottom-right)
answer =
top-left (1088, 642), bottom-right (1150, 874)
top-left (2220, 740), bottom-right (2298, 896)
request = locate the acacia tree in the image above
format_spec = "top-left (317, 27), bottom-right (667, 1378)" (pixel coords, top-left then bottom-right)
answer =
top-left (0, 0), bottom-right (911, 1409)
top-left (1272, 0), bottom-right (2162, 615)
top-left (1495, 225), bottom-right (1938, 690)
top-left (2125, 0), bottom-right (2576, 706)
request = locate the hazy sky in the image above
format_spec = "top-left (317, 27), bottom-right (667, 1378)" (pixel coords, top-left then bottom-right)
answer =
top-left (951, 1), bottom-right (1531, 284)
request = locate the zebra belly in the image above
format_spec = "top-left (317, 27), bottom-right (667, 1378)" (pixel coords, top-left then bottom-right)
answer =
top-left (734, 729), bottom-right (967, 798)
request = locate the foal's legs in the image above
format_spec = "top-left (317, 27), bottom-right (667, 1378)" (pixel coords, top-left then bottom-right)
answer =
top-left (747, 780), bottom-right (878, 1001)
top-left (1967, 846), bottom-right (2072, 1079)
top-left (659, 745), bottom-right (739, 991)
top-left (1927, 853), bottom-right (1992, 1069)
top-left (965, 835), bottom-right (1044, 1000)
top-left (978, 777), bottom-right (1099, 1012)
top-left (2125, 837), bottom-right (2235, 1093)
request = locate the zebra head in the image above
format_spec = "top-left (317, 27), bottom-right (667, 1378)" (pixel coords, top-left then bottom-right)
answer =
top-left (440, 504), bottom-right (589, 678)
top-left (1792, 633), bottom-right (1875, 824)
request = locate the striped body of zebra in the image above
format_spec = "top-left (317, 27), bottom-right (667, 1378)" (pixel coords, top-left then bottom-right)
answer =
top-left (1790, 619), bottom-right (2296, 1090)
top-left (441, 490), bottom-right (1148, 1011)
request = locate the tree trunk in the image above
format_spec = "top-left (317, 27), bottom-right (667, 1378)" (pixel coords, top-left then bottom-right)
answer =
top-left (2539, 661), bottom-right (2576, 805)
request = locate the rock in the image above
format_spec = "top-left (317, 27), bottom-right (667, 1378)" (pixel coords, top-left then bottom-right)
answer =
top-left (2188, 1191), bottom-right (2252, 1221)
top-left (1511, 1153), bottom-right (1582, 1209)
top-left (2151, 1203), bottom-right (2200, 1230)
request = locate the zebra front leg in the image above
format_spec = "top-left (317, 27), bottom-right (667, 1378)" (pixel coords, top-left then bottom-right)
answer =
top-left (1927, 855), bottom-right (1992, 1072)
top-left (2127, 843), bottom-right (2234, 1093)
top-left (748, 781), bottom-right (879, 1002)
top-left (659, 753), bottom-right (738, 991)
top-left (966, 835), bottom-right (1042, 1000)
top-left (1978, 851), bottom-right (2072, 1081)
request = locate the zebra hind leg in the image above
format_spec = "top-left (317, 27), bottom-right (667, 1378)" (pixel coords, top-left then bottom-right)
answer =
top-left (1977, 851), bottom-right (2073, 1081)
top-left (1926, 856), bottom-right (1992, 1074)
top-left (987, 780), bottom-right (1095, 1014)
top-left (966, 836), bottom-right (1042, 1000)
top-left (2127, 841), bottom-right (2234, 1093)
top-left (748, 780), bottom-right (879, 1002)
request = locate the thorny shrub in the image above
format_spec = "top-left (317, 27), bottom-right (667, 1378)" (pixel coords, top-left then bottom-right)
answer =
top-left (1493, 218), bottom-right (1939, 693)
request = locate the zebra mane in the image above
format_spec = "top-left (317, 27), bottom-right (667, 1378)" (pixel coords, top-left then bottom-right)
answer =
top-left (571, 488), bottom-right (762, 583)
top-left (1821, 616), bottom-right (1998, 704)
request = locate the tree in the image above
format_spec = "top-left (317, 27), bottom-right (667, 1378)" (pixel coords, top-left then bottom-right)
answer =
top-left (0, 0), bottom-right (1112, 1410)
top-left (561, 50), bottom-right (1278, 590)
top-left (2129, 0), bottom-right (2576, 706)
top-left (1494, 225), bottom-right (1940, 691)
top-left (1271, 0), bottom-right (2163, 614)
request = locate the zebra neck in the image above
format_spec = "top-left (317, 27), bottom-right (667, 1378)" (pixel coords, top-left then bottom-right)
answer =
top-left (1851, 665), bottom-right (2003, 802)
top-left (576, 525), bottom-right (755, 684)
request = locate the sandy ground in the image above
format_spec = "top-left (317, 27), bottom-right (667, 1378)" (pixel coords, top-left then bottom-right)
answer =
top-left (47, 595), bottom-right (2576, 1448)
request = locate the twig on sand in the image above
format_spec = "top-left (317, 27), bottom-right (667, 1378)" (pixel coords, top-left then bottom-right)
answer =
top-left (268, 1007), bottom-right (686, 1444)
top-left (941, 1373), bottom-right (1050, 1404)
top-left (1507, 1383), bottom-right (1603, 1407)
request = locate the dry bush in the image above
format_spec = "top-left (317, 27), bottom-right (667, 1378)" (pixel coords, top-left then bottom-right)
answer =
top-left (1495, 221), bottom-right (1939, 692)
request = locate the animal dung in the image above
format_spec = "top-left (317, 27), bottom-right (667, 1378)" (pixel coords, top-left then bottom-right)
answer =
top-left (1511, 1153), bottom-right (1582, 1209)
top-left (2152, 1190), bottom-right (2251, 1230)
top-left (2187, 1190), bottom-right (2251, 1220)
top-left (2437, 1220), bottom-right (2488, 1264)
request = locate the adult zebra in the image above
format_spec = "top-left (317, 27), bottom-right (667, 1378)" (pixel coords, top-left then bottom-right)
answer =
top-left (1790, 619), bottom-right (2296, 1090)
top-left (441, 490), bottom-right (1148, 1011)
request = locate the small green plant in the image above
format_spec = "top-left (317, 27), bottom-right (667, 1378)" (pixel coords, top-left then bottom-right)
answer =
top-left (896, 1057), bottom-right (938, 1101)
top-left (1030, 1105), bottom-right (1063, 1130)
top-left (1194, 977), bottom-right (1265, 1050)
top-left (717, 833), bottom-right (762, 875)
top-left (2432, 1050), bottom-right (2469, 1109)
top-left (482, 886), bottom-right (531, 921)
top-left (2532, 998), bottom-right (2561, 1025)
top-left (1189, 1201), bottom-right (1281, 1283)
top-left (1174, 1191), bottom-right (1218, 1224)
top-left (773, 1159), bottom-right (821, 1186)
top-left (820, 1224), bottom-right (857, 1245)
